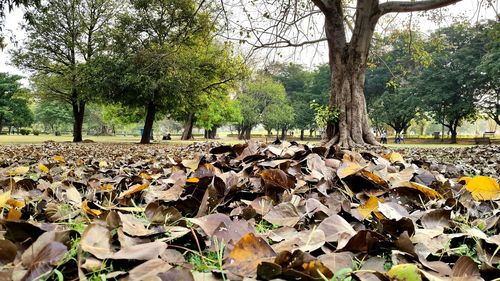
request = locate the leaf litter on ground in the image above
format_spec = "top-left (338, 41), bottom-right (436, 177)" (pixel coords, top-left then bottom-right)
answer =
top-left (0, 142), bottom-right (499, 280)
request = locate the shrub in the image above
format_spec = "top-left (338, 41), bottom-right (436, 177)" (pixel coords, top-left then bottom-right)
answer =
top-left (20, 128), bottom-right (32, 135)
top-left (33, 130), bottom-right (40, 136)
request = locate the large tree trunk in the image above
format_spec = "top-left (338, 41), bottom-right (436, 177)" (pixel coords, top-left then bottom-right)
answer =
top-left (72, 100), bottom-right (85, 142)
top-left (320, 1), bottom-right (380, 148)
top-left (181, 113), bottom-right (195, 140)
top-left (141, 102), bottom-right (156, 144)
top-left (205, 127), bottom-right (217, 139)
top-left (280, 128), bottom-right (286, 140)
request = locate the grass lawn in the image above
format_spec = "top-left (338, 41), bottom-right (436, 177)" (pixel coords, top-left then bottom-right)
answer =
top-left (0, 134), bottom-right (483, 148)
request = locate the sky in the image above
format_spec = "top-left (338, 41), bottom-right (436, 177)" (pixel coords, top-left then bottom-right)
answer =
top-left (0, 0), bottom-right (498, 80)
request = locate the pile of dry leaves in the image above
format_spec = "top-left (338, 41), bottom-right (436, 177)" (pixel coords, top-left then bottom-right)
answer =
top-left (1, 141), bottom-right (500, 281)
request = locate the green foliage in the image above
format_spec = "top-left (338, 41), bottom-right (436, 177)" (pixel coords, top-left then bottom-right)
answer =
top-left (34, 100), bottom-right (72, 134)
top-left (0, 73), bottom-right (34, 131)
top-left (413, 22), bottom-right (490, 140)
top-left (268, 63), bottom-right (330, 133)
top-left (310, 100), bottom-right (339, 129)
top-left (237, 75), bottom-right (288, 132)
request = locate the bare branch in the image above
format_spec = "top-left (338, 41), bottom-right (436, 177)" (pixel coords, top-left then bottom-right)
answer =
top-left (379, 0), bottom-right (462, 15)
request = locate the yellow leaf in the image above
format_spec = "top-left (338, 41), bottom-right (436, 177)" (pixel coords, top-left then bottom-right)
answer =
top-left (119, 182), bottom-right (150, 198)
top-left (38, 164), bottom-right (49, 173)
top-left (337, 160), bottom-right (363, 179)
top-left (7, 208), bottom-right (22, 220)
top-left (463, 176), bottom-right (500, 201)
top-left (358, 196), bottom-right (383, 219)
top-left (82, 200), bottom-right (102, 216)
top-left (53, 155), bottom-right (65, 163)
top-left (99, 161), bottom-right (108, 168)
top-left (7, 198), bottom-right (25, 208)
top-left (409, 182), bottom-right (443, 199)
top-left (387, 264), bottom-right (422, 281)
top-left (186, 177), bottom-right (200, 183)
top-left (0, 190), bottom-right (11, 208)
top-left (98, 184), bottom-right (114, 191)
top-left (383, 152), bottom-right (405, 163)
top-left (14, 166), bottom-right (30, 175)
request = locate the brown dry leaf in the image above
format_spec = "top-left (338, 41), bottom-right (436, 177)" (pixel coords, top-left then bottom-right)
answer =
top-left (21, 241), bottom-right (67, 281)
top-left (460, 176), bottom-right (500, 201)
top-left (119, 182), bottom-right (150, 199)
top-left (189, 213), bottom-right (232, 236)
top-left (317, 214), bottom-right (356, 244)
top-left (0, 239), bottom-right (17, 265)
top-left (259, 169), bottom-right (295, 189)
top-left (112, 241), bottom-right (167, 260)
top-left (263, 202), bottom-right (301, 227)
top-left (224, 233), bottom-right (277, 278)
top-left (81, 223), bottom-right (113, 259)
top-left (118, 212), bottom-right (160, 236)
top-left (126, 258), bottom-right (172, 280)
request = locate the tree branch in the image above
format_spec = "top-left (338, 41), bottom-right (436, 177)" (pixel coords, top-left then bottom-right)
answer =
top-left (379, 0), bottom-right (462, 15)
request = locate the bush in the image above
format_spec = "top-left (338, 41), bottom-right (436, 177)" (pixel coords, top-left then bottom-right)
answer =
top-left (20, 129), bottom-right (32, 135)
top-left (33, 130), bottom-right (40, 136)
top-left (55, 131), bottom-right (61, 136)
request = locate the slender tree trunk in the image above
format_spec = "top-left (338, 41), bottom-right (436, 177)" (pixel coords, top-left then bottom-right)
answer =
top-left (300, 129), bottom-right (305, 140)
top-left (204, 129), bottom-right (208, 139)
top-left (244, 127), bottom-right (251, 139)
top-left (141, 102), bottom-right (156, 144)
top-left (450, 122), bottom-right (458, 144)
top-left (209, 127), bottom-right (217, 139)
top-left (181, 113), bottom-right (195, 140)
top-left (71, 95), bottom-right (85, 143)
top-left (0, 120), bottom-right (3, 135)
top-left (280, 128), bottom-right (286, 140)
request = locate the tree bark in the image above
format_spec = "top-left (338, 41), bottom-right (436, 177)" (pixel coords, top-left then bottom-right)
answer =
top-left (280, 128), bottom-right (286, 140)
top-left (141, 102), bottom-right (156, 144)
top-left (205, 127), bottom-right (217, 139)
top-left (181, 113), bottom-right (195, 140)
top-left (244, 127), bottom-right (251, 139)
top-left (72, 100), bottom-right (85, 142)
top-left (300, 129), bottom-right (304, 140)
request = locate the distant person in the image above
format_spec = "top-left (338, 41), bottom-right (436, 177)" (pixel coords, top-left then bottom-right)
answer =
top-left (162, 133), bottom-right (171, 141)
top-left (395, 132), bottom-right (400, 144)
top-left (381, 132), bottom-right (387, 144)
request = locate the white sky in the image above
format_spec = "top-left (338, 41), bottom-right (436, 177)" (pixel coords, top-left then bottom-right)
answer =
top-left (1, 0), bottom-right (498, 80)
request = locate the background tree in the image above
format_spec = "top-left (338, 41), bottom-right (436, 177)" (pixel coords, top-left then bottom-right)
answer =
top-left (195, 96), bottom-right (242, 139)
top-left (236, 76), bottom-right (286, 139)
top-left (365, 30), bottom-right (430, 134)
top-left (12, 0), bottom-right (117, 142)
top-left (97, 0), bottom-right (244, 144)
top-left (0, 72), bottom-right (32, 133)
top-left (262, 102), bottom-right (295, 140)
top-left (414, 23), bottom-right (488, 143)
top-left (0, 0), bottom-right (39, 48)
top-left (476, 21), bottom-right (499, 126)
top-left (34, 100), bottom-right (72, 134)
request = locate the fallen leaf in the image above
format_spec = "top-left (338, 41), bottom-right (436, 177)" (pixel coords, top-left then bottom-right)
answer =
top-left (387, 264), bottom-right (422, 281)
top-left (81, 223), bottom-right (113, 259)
top-left (358, 196), bottom-right (383, 219)
top-left (0, 190), bottom-right (11, 208)
top-left (224, 233), bottom-right (276, 278)
top-left (461, 176), bottom-right (500, 201)
top-left (263, 202), bottom-right (301, 227)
